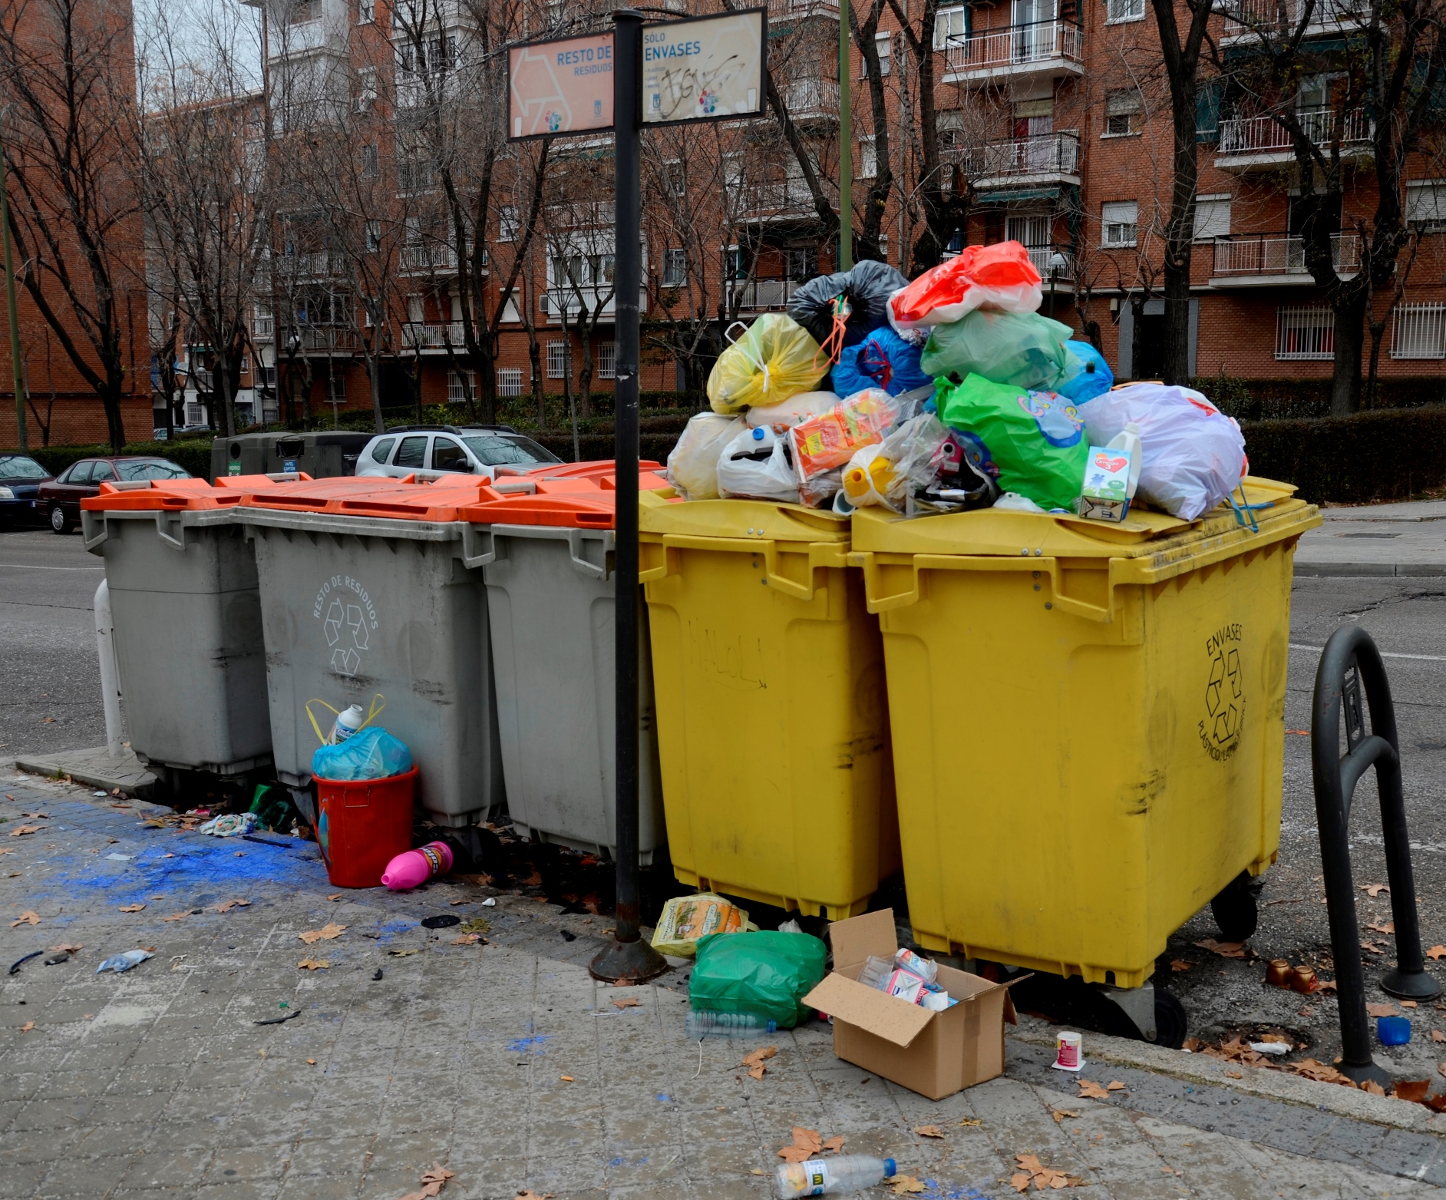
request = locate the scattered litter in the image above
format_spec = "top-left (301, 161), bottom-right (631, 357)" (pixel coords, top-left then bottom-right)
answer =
top-left (481, 897), bottom-right (496, 907)
top-left (92, 790), bottom-right (107, 797)
top-left (382, 841), bottom-right (453, 890)
top-left (198, 812), bottom-right (258, 838)
top-left (104, 853), bottom-right (132, 862)
top-left (372, 969), bottom-right (384, 981)
top-left (651, 893), bottom-right (755, 958)
top-left (1248, 1041), bottom-right (1291, 1056)
top-left (419, 914), bottom-right (461, 929)
top-left (96, 949), bottom-right (153, 974)
top-left (8, 951), bottom-right (42, 975)
top-left (254, 1010), bottom-right (302, 1026)
top-left (43, 953), bottom-right (72, 966)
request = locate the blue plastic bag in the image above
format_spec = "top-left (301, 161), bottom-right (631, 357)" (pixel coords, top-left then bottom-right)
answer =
top-left (832, 327), bottom-right (932, 397)
top-left (311, 727), bottom-right (413, 782)
top-left (1055, 340), bottom-right (1114, 403)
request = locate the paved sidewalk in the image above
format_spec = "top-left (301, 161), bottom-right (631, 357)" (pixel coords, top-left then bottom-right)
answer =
top-left (1294, 499), bottom-right (1446, 578)
top-left (2, 776), bottom-right (1443, 1200)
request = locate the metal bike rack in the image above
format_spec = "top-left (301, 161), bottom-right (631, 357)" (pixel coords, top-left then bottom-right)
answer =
top-left (1312, 625), bottom-right (1440, 1086)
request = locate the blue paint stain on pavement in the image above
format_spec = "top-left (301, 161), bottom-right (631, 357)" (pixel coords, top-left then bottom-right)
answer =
top-left (506, 1034), bottom-right (550, 1054)
top-left (655, 1093), bottom-right (671, 1103)
top-left (370, 919), bottom-right (414, 943)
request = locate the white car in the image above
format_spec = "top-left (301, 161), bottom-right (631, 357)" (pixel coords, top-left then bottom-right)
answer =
top-left (355, 424), bottom-right (563, 480)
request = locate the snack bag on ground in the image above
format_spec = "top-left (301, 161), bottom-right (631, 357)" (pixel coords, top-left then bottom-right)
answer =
top-left (651, 893), bottom-right (756, 958)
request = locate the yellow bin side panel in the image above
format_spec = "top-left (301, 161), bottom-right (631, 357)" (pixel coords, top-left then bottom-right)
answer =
top-left (644, 545), bottom-right (899, 918)
top-left (881, 540), bottom-right (1297, 987)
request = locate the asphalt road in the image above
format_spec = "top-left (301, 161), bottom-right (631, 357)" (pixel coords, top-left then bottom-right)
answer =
top-left (3, 527), bottom-right (1445, 1061)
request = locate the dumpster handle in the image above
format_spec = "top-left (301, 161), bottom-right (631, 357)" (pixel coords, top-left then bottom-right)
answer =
top-left (762, 543), bottom-right (819, 601)
top-left (856, 553), bottom-right (1117, 622)
top-left (459, 524), bottom-right (497, 569)
top-left (155, 511), bottom-right (188, 551)
top-left (567, 529), bottom-right (610, 580)
top-left (81, 511), bottom-right (109, 552)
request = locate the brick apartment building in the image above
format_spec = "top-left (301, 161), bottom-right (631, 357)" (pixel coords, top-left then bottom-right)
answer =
top-left (218, 0), bottom-right (1443, 428)
top-left (0, 0), bottom-right (150, 449)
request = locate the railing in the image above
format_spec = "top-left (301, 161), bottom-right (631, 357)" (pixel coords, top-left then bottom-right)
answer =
top-left (945, 20), bottom-right (1083, 74)
top-left (730, 277), bottom-right (805, 311)
top-left (547, 200), bottom-right (616, 229)
top-left (400, 243), bottom-right (459, 273)
top-left (277, 326), bottom-right (361, 353)
top-left (402, 321), bottom-right (471, 350)
top-left (275, 250), bottom-right (345, 279)
top-left (733, 176), bottom-right (819, 217)
top-left (1391, 302), bottom-right (1446, 360)
top-left (958, 131), bottom-right (1080, 181)
top-left (1221, 0), bottom-right (1366, 36)
top-left (252, 316), bottom-right (275, 341)
top-left (1213, 232), bottom-right (1361, 276)
top-left (1218, 107), bottom-right (1372, 154)
top-left (542, 287), bottom-right (643, 318)
top-left (1025, 244), bottom-right (1075, 281)
top-left (768, 0), bottom-right (838, 17)
top-left (784, 77), bottom-right (838, 118)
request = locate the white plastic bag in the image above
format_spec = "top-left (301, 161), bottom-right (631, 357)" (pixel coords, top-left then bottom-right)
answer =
top-left (1081, 384), bottom-right (1247, 520)
top-left (745, 391), bottom-right (838, 428)
top-left (667, 412), bottom-right (745, 500)
top-left (716, 425), bottom-right (801, 503)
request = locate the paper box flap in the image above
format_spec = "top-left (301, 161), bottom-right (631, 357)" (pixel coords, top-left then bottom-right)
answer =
top-left (803, 974), bottom-right (934, 1048)
top-left (826, 908), bottom-right (899, 972)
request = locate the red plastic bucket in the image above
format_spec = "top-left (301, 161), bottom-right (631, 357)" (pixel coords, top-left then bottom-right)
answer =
top-left (314, 768), bottom-right (418, 888)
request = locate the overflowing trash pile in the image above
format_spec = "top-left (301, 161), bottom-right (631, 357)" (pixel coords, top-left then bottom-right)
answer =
top-left (668, 240), bottom-right (1249, 523)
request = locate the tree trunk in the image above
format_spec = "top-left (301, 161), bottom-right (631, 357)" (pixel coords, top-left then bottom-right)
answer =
top-left (1329, 298), bottom-right (1365, 416)
top-left (369, 358), bottom-right (385, 434)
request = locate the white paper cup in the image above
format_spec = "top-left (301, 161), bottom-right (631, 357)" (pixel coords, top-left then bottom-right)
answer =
top-left (1052, 1030), bottom-right (1084, 1072)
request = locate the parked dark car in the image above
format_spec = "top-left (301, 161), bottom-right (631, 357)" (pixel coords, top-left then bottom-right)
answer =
top-left (37, 455), bottom-right (190, 534)
top-left (0, 454), bottom-right (53, 527)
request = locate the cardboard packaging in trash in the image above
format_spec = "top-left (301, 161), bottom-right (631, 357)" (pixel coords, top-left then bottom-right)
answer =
top-left (802, 910), bottom-right (1017, 1100)
top-left (1076, 444), bottom-right (1135, 523)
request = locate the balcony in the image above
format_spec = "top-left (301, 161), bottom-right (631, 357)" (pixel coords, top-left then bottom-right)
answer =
top-left (767, 0), bottom-right (838, 22)
top-left (783, 78), bottom-right (838, 121)
top-left (391, 0), bottom-right (472, 27)
top-left (277, 326), bottom-right (361, 355)
top-left (732, 176), bottom-right (821, 222)
top-left (1209, 232), bottom-right (1361, 286)
top-left (956, 132), bottom-right (1080, 190)
top-left (1215, 108), bottom-right (1373, 172)
top-left (540, 287), bottom-right (647, 321)
top-left (730, 277), bottom-right (805, 311)
top-left (402, 321), bottom-right (472, 351)
top-left (547, 200), bottom-right (616, 230)
top-left (252, 315), bottom-right (275, 342)
top-left (275, 250), bottom-right (347, 281)
top-left (1219, 0), bottom-right (1368, 43)
top-left (943, 21), bottom-right (1083, 85)
top-left (399, 243), bottom-right (459, 275)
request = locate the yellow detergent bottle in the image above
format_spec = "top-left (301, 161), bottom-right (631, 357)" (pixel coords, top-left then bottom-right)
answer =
top-left (841, 446), bottom-right (896, 509)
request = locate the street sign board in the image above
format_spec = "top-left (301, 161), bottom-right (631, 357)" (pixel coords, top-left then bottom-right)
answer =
top-left (641, 9), bottom-right (767, 126)
top-left (508, 33), bottom-right (615, 140)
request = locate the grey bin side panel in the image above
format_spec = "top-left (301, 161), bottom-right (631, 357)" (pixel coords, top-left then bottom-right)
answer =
top-left (100, 515), bottom-right (272, 773)
top-left (250, 523), bottom-right (504, 825)
top-left (482, 529), bottom-right (664, 862)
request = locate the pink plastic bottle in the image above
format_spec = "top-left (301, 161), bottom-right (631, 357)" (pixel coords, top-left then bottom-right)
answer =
top-left (380, 841), bottom-right (454, 890)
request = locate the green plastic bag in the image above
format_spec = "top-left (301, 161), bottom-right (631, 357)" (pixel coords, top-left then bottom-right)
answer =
top-left (936, 373), bottom-right (1088, 511)
top-left (921, 309), bottom-right (1073, 391)
top-left (690, 930), bottom-right (827, 1029)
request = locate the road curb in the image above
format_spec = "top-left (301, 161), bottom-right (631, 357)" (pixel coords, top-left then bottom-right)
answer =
top-left (1295, 561), bottom-right (1446, 578)
top-left (12, 747), bottom-right (156, 798)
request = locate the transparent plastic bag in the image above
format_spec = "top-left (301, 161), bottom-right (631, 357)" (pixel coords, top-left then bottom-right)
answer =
top-left (831, 326), bottom-right (932, 397)
top-left (888, 240), bottom-right (1043, 334)
top-left (1055, 340), bottom-right (1114, 404)
top-left (707, 314), bottom-right (828, 414)
top-left (667, 412), bottom-right (745, 500)
top-left (311, 726), bottom-right (413, 782)
top-left (716, 424), bottom-right (801, 503)
top-left (920, 309), bottom-right (1073, 391)
top-left (1080, 383), bottom-right (1247, 520)
top-left (789, 388), bottom-right (900, 480)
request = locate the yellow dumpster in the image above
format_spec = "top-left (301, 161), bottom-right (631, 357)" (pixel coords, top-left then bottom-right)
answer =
top-left (639, 494), bottom-right (899, 919)
top-left (850, 478), bottom-right (1321, 988)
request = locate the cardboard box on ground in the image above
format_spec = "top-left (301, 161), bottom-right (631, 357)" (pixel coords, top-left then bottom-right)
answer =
top-left (803, 909), bottom-right (1020, 1101)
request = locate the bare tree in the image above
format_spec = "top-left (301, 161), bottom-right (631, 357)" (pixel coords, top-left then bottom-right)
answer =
top-left (0, 0), bottom-right (146, 449)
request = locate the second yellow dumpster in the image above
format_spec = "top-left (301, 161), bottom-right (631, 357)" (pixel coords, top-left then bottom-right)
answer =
top-left (850, 478), bottom-right (1321, 987)
top-left (640, 493), bottom-right (899, 919)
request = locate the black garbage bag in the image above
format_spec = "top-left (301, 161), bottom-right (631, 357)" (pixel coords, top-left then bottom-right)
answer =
top-left (787, 259), bottom-right (909, 350)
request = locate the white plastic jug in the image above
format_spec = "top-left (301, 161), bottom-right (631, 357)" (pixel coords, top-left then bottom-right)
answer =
top-left (331, 704), bottom-right (366, 745)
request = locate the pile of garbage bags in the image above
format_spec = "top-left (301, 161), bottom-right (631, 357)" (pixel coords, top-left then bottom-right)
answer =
top-left (669, 241), bottom-right (1249, 522)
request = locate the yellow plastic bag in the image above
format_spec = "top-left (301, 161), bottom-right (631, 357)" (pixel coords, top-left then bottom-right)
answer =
top-left (650, 893), bottom-right (756, 958)
top-left (707, 314), bottom-right (829, 415)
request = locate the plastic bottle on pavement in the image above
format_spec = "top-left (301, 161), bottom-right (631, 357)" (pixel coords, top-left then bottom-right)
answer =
top-left (684, 1011), bottom-right (778, 1038)
top-left (380, 841), bottom-right (454, 890)
top-left (774, 1155), bottom-right (898, 1198)
top-left (330, 704), bottom-right (366, 744)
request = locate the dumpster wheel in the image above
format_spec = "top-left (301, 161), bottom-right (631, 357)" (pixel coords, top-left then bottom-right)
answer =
top-left (1209, 871), bottom-right (1261, 942)
top-left (1095, 983), bottom-right (1187, 1049)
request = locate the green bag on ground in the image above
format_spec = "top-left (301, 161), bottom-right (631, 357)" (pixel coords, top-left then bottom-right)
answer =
top-left (689, 930), bottom-right (827, 1029)
top-left (936, 373), bottom-right (1088, 511)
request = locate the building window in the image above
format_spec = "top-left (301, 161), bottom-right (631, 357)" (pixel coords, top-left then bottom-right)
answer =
top-left (934, 5), bottom-right (967, 49)
top-left (360, 144), bottom-right (379, 178)
top-left (447, 370), bottom-right (475, 404)
top-left (662, 248), bottom-right (687, 287)
top-left (1104, 89), bottom-right (1142, 136)
top-left (499, 205), bottom-right (519, 241)
top-left (496, 367), bottom-right (523, 396)
top-left (546, 340), bottom-right (568, 379)
top-left (858, 135), bottom-right (877, 179)
top-left (1193, 194), bottom-right (1231, 240)
top-left (354, 67), bottom-right (377, 111)
top-left (597, 341), bottom-right (617, 379)
top-left (366, 217), bottom-right (381, 250)
top-left (663, 161), bottom-right (686, 198)
top-left (1406, 180), bottom-right (1446, 232)
top-left (1101, 201), bottom-right (1138, 247)
top-left (1107, 0), bottom-right (1145, 20)
top-left (1390, 303), bottom-right (1446, 359)
top-left (1275, 305), bottom-right (1334, 360)
top-left (358, 0), bottom-right (374, 22)
top-left (184, 402), bottom-right (207, 425)
top-left (862, 32), bottom-right (893, 78)
top-left (938, 109), bottom-right (964, 157)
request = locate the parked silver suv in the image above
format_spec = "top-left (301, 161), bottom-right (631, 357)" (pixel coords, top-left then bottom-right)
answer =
top-left (355, 424), bottom-right (563, 481)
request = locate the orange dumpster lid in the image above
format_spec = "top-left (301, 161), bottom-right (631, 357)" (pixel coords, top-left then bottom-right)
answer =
top-left (460, 485), bottom-right (621, 529)
top-left (82, 474), bottom-right (314, 511)
top-left (519, 459), bottom-right (665, 482)
top-left (240, 474), bottom-right (500, 521)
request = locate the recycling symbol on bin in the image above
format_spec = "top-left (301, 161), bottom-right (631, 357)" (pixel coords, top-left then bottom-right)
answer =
top-left (323, 597), bottom-right (369, 677)
top-left (1204, 647), bottom-right (1243, 750)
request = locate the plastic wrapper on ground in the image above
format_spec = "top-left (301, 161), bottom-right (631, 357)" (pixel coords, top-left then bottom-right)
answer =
top-left (690, 929), bottom-right (828, 1029)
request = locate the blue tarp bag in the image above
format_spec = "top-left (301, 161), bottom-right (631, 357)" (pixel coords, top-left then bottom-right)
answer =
top-left (312, 727), bottom-right (413, 782)
top-left (1055, 340), bottom-right (1114, 403)
top-left (832, 327), bottom-right (931, 397)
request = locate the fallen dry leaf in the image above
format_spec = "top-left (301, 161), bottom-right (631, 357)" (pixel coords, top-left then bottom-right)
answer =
top-left (1050, 1109), bottom-right (1080, 1123)
top-left (1013, 1152), bottom-right (1083, 1191)
top-left (1077, 1079), bottom-right (1111, 1099)
top-left (298, 922), bottom-right (346, 944)
top-left (161, 912), bottom-right (191, 923)
top-left (611, 997), bottom-right (642, 1009)
top-left (1361, 1080), bottom-right (1388, 1097)
top-left (1395, 1080), bottom-right (1431, 1102)
top-left (306, 1059), bottom-right (318, 1065)
top-left (449, 933), bottom-right (484, 945)
top-left (1428, 945), bottom-right (1446, 961)
top-left (559, 1075), bottom-right (574, 1083)
top-left (821, 1135), bottom-right (845, 1153)
top-left (889, 1177), bottom-right (926, 1195)
top-left (1361, 940), bottom-right (1386, 955)
top-left (741, 1045), bottom-right (777, 1080)
top-left (327, 893), bottom-right (343, 902)
top-left (777, 1126), bottom-right (823, 1163)
top-left (958, 1117), bottom-right (982, 1127)
top-left (118, 903), bottom-right (145, 913)
top-left (1402, 1000), bottom-right (1419, 1009)
top-left (214, 899), bottom-right (251, 913)
top-left (1107, 1080), bottom-right (1127, 1092)
top-left (1361, 882), bottom-right (1390, 897)
top-left (19, 811), bottom-right (48, 819)
top-left (18, 1021), bottom-right (35, 1033)
top-left (514, 1191), bottom-right (552, 1200)
top-left (914, 1124), bottom-right (945, 1139)
top-left (397, 1163), bottom-right (457, 1200)
top-left (297, 958), bottom-right (331, 970)
top-left (1169, 958), bottom-right (1193, 973)
top-left (1367, 920), bottom-right (1396, 934)
top-left (8, 825), bottom-right (42, 837)
top-left (9, 910), bottom-right (40, 927)
top-left (448, 898), bottom-right (469, 906)
top-left (1290, 1058), bottom-right (1353, 1085)
top-left (1225, 1070), bottom-right (1244, 1079)
top-left (1193, 938), bottom-right (1248, 958)
top-left (48, 943), bottom-right (81, 954)
top-left (1432, 1031), bottom-right (1446, 1044)
top-left (1367, 1002), bottom-right (1399, 1018)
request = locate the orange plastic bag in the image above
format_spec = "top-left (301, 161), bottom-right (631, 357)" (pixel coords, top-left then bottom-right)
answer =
top-left (888, 240), bottom-right (1043, 334)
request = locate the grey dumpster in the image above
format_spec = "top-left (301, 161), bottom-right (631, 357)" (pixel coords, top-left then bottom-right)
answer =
top-left (238, 479), bottom-right (504, 827)
top-left (462, 486), bottom-right (664, 861)
top-left (213, 432), bottom-right (372, 482)
top-left (81, 480), bottom-right (271, 782)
